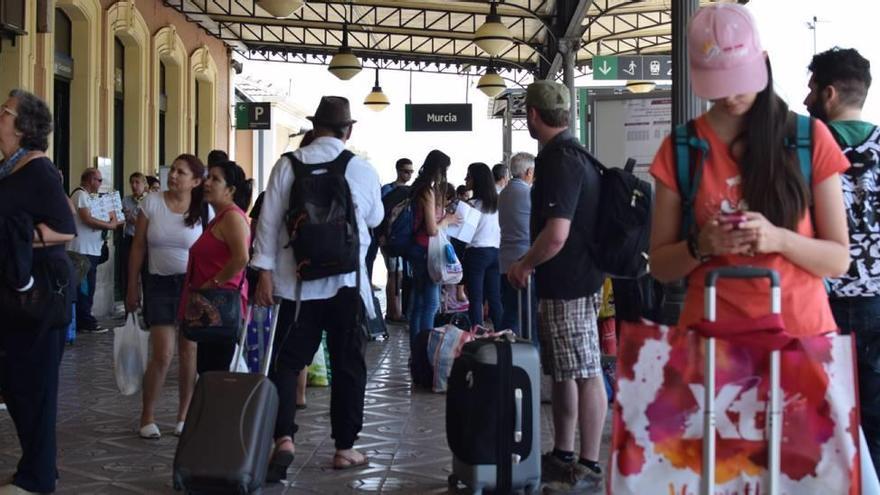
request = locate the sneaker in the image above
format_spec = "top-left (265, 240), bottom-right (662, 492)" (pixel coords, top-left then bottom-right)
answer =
top-left (541, 453), bottom-right (603, 494)
top-left (78, 326), bottom-right (108, 334)
top-left (571, 462), bottom-right (604, 492)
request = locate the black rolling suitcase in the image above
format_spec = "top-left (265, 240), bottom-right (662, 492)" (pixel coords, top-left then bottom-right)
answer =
top-left (446, 281), bottom-right (541, 495)
top-left (173, 303), bottom-right (281, 494)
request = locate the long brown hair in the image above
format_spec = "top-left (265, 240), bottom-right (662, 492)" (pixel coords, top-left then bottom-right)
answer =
top-left (174, 153), bottom-right (206, 228)
top-left (736, 60), bottom-right (810, 230)
top-left (410, 150), bottom-right (450, 208)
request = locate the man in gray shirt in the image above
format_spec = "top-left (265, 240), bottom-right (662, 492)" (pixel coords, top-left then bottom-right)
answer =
top-left (498, 152), bottom-right (536, 337)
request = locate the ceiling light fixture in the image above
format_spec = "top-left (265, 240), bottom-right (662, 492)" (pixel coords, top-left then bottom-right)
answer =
top-left (626, 80), bottom-right (655, 94)
top-left (477, 66), bottom-right (506, 98)
top-left (474, 2), bottom-right (514, 57)
top-left (256, 0), bottom-right (305, 18)
top-left (364, 68), bottom-right (390, 111)
top-left (328, 6), bottom-right (361, 80)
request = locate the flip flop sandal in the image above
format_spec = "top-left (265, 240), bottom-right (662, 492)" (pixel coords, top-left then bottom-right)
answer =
top-left (333, 452), bottom-right (369, 470)
top-left (138, 423), bottom-right (161, 440)
top-left (266, 449), bottom-right (295, 483)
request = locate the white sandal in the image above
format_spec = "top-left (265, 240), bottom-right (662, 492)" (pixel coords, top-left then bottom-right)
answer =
top-left (138, 423), bottom-right (161, 440)
top-left (173, 421), bottom-right (185, 437)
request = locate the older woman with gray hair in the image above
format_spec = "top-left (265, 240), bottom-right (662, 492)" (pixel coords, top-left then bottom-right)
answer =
top-left (0, 89), bottom-right (76, 494)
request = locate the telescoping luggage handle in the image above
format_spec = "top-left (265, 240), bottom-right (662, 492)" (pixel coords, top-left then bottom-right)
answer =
top-left (232, 303), bottom-right (282, 377)
top-left (512, 277), bottom-right (532, 462)
top-left (516, 276), bottom-right (532, 342)
top-left (701, 267), bottom-right (782, 495)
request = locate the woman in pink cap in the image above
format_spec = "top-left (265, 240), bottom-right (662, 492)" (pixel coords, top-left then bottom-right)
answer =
top-left (648, 3), bottom-right (850, 336)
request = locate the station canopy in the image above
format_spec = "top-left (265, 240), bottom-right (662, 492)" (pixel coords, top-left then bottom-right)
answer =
top-left (165, 0), bottom-right (717, 78)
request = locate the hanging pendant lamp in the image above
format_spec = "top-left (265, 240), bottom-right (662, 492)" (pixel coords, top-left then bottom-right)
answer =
top-left (474, 3), bottom-right (513, 57)
top-left (626, 81), bottom-right (655, 94)
top-left (257, 0), bottom-right (304, 18)
top-left (364, 68), bottom-right (390, 111)
top-left (328, 10), bottom-right (362, 80)
top-left (477, 67), bottom-right (506, 98)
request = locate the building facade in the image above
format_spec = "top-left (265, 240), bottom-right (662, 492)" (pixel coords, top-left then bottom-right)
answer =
top-left (0, 0), bottom-right (233, 317)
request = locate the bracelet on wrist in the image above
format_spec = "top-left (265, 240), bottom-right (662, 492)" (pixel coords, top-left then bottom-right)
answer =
top-left (686, 230), bottom-right (711, 263)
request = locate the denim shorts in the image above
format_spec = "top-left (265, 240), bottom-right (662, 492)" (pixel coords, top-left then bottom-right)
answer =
top-left (143, 273), bottom-right (186, 328)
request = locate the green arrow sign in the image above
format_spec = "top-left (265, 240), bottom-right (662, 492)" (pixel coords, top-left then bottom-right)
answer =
top-left (593, 56), bottom-right (618, 80)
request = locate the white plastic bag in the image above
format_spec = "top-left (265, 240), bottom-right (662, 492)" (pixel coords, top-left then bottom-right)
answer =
top-left (427, 230), bottom-right (463, 285)
top-left (229, 344), bottom-right (250, 373)
top-left (112, 314), bottom-right (150, 396)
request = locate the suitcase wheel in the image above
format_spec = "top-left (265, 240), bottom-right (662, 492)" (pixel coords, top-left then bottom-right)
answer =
top-left (448, 474), bottom-right (457, 490)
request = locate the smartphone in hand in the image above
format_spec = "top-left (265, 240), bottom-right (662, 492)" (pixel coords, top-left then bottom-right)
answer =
top-left (719, 211), bottom-right (747, 229)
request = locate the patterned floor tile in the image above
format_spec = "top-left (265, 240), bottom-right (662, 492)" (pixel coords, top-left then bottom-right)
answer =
top-left (1, 314), bottom-right (612, 493)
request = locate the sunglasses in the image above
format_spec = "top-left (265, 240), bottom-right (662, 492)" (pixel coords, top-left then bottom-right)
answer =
top-left (0, 105), bottom-right (18, 118)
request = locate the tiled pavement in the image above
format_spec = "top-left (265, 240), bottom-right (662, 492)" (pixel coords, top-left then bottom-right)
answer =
top-left (0, 319), bottom-right (611, 494)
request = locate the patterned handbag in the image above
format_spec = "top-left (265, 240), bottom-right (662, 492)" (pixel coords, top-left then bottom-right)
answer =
top-left (180, 264), bottom-right (244, 343)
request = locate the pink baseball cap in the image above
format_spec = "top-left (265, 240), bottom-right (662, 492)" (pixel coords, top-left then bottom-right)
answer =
top-left (687, 3), bottom-right (768, 100)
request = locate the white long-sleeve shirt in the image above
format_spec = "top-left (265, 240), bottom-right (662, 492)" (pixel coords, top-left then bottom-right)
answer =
top-left (251, 136), bottom-right (383, 317)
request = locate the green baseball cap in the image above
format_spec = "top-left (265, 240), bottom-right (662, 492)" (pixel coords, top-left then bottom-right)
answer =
top-left (525, 80), bottom-right (570, 111)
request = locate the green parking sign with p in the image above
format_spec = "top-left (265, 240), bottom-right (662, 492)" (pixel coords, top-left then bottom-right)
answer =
top-left (235, 102), bottom-right (271, 130)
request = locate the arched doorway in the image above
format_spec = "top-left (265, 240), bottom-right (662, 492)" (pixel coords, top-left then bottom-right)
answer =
top-left (55, 0), bottom-right (101, 190)
top-left (53, 9), bottom-right (74, 191)
top-left (190, 46), bottom-right (217, 162)
top-left (153, 25), bottom-right (186, 169)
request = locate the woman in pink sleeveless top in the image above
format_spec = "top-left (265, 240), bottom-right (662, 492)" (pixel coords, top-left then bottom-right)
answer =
top-left (181, 160), bottom-right (253, 373)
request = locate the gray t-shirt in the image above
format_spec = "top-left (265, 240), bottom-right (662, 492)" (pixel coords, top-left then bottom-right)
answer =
top-left (122, 194), bottom-right (144, 237)
top-left (498, 178), bottom-right (531, 274)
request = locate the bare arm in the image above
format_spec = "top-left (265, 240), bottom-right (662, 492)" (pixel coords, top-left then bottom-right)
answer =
top-left (202, 213), bottom-right (251, 288)
top-left (739, 174), bottom-right (849, 277)
top-left (648, 182), bottom-right (702, 282)
top-left (125, 213), bottom-right (148, 312)
top-left (78, 207), bottom-right (119, 231)
top-left (520, 218), bottom-right (571, 270)
top-left (33, 224), bottom-right (75, 247)
top-left (507, 217), bottom-right (572, 288)
top-left (421, 190), bottom-right (439, 237)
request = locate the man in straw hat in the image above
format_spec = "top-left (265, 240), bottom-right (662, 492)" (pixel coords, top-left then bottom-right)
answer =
top-left (252, 96), bottom-right (383, 478)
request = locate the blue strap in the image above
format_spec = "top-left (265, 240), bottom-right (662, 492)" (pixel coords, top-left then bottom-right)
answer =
top-left (674, 121), bottom-right (709, 239)
top-left (794, 114), bottom-right (813, 189)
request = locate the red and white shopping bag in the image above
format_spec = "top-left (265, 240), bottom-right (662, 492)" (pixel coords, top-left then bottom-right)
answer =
top-left (609, 319), bottom-right (861, 495)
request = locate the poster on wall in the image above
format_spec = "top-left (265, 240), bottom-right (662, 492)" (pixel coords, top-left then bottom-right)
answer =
top-left (623, 98), bottom-right (671, 167)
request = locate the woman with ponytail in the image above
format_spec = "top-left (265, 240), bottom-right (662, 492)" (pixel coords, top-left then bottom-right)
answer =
top-left (649, 3), bottom-right (850, 335)
top-left (181, 160), bottom-right (253, 373)
top-left (126, 154), bottom-right (207, 439)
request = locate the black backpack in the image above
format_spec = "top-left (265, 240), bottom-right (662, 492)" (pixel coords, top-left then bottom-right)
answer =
top-left (283, 150), bottom-right (359, 281)
top-left (560, 142), bottom-right (653, 278)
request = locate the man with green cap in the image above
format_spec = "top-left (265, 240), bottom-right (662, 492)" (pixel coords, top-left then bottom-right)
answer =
top-left (508, 80), bottom-right (606, 492)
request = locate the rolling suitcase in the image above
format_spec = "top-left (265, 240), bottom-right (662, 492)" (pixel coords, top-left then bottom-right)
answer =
top-left (173, 303), bottom-right (282, 494)
top-left (701, 267), bottom-right (782, 495)
top-left (446, 281), bottom-right (540, 495)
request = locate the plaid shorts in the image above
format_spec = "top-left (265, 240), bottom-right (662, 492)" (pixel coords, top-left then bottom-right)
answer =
top-left (538, 294), bottom-right (602, 382)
